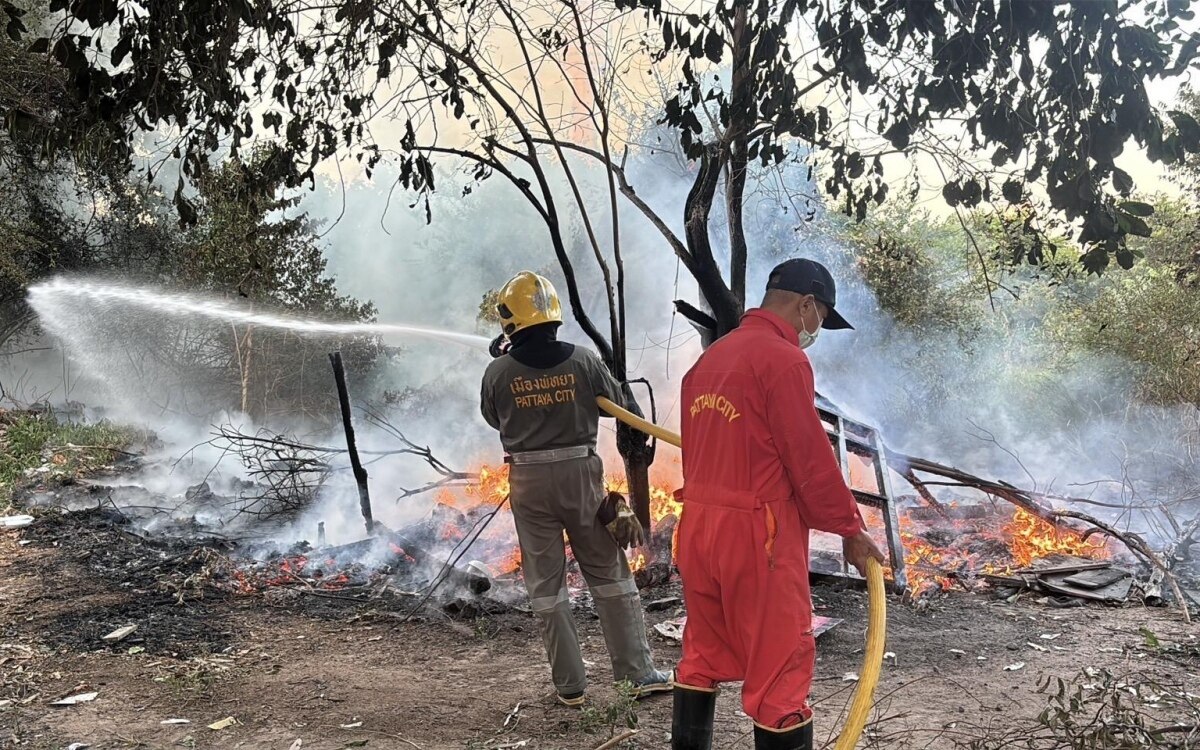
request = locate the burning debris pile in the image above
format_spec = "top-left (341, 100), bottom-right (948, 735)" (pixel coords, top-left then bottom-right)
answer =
top-left (795, 397), bottom-right (1196, 615)
top-left (432, 462), bottom-right (683, 589)
top-left (218, 511), bottom-right (507, 610)
top-left (892, 507), bottom-right (1112, 596)
top-left (882, 459), bottom-right (1197, 615)
top-left (177, 383), bottom-right (1194, 617)
top-left (985, 559), bottom-right (1136, 604)
top-left (11, 498), bottom-right (521, 621)
top-left (6, 390), bottom-right (1196, 623)
top-left (415, 460), bottom-right (1178, 613)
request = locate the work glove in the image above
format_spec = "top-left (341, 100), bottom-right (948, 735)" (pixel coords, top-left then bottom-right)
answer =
top-left (489, 334), bottom-right (510, 359)
top-left (600, 491), bottom-right (644, 550)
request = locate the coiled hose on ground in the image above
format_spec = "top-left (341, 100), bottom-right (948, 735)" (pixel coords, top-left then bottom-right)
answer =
top-left (596, 396), bottom-right (886, 749)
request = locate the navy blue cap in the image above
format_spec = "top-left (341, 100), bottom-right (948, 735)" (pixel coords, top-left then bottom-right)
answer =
top-left (765, 258), bottom-right (853, 330)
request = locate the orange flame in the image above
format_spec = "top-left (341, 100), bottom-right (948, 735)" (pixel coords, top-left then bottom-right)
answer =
top-left (1004, 508), bottom-right (1109, 569)
top-left (630, 551), bottom-right (647, 571)
top-left (321, 573), bottom-right (351, 589)
top-left (878, 507), bottom-right (1111, 595)
top-left (604, 474), bottom-right (684, 525)
top-left (437, 461), bottom-right (684, 573)
top-left (494, 547), bottom-right (523, 575)
top-left (899, 523), bottom-right (956, 593)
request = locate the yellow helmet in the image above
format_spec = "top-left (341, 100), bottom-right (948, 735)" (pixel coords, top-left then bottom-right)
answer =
top-left (497, 271), bottom-right (562, 336)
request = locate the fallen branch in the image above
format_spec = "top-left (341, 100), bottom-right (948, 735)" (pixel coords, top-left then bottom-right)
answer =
top-left (593, 730), bottom-right (639, 750)
top-left (48, 443), bottom-right (141, 457)
top-left (361, 405), bottom-right (469, 481)
top-left (1148, 723), bottom-right (1200, 737)
top-left (890, 451), bottom-right (1059, 523)
top-left (203, 405), bottom-right (476, 518)
top-left (292, 589), bottom-right (369, 603)
top-left (207, 428), bottom-right (418, 458)
top-left (397, 475), bottom-right (477, 500)
top-left (891, 450), bottom-right (1171, 531)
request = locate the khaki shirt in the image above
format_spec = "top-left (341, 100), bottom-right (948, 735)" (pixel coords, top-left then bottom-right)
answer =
top-left (481, 347), bottom-right (637, 454)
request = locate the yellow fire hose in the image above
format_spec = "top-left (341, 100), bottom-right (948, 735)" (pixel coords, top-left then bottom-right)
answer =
top-left (596, 396), bottom-right (886, 749)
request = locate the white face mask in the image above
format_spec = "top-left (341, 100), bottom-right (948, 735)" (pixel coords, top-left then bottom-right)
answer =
top-left (798, 303), bottom-right (822, 350)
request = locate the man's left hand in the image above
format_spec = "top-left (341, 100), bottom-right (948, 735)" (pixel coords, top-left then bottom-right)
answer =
top-left (489, 334), bottom-right (510, 358)
top-left (606, 495), bottom-right (644, 550)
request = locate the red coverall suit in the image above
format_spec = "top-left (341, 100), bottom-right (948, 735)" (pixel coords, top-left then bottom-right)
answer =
top-left (675, 309), bottom-right (864, 729)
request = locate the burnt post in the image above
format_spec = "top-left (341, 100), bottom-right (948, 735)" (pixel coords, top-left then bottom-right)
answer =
top-left (329, 351), bottom-right (373, 534)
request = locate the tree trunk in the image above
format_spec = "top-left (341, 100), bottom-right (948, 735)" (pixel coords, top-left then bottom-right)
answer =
top-left (684, 147), bottom-right (743, 338)
top-left (618, 423), bottom-right (654, 534)
top-left (234, 323), bottom-right (254, 415)
top-left (330, 351), bottom-right (373, 535)
top-left (726, 4), bottom-right (752, 308)
top-left (678, 7), bottom-right (758, 342)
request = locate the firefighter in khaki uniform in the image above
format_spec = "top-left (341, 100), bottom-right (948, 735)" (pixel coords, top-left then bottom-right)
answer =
top-left (671, 259), bottom-right (886, 750)
top-left (481, 271), bottom-right (672, 707)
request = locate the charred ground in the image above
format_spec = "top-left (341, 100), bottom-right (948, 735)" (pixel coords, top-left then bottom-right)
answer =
top-left (1, 507), bottom-right (1198, 750)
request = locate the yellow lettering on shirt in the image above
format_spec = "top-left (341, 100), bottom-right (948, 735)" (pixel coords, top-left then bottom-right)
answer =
top-left (510, 373), bottom-right (577, 409)
top-left (689, 393), bottom-right (741, 423)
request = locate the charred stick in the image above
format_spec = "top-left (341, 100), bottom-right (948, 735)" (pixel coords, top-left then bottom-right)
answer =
top-left (399, 497), bottom-right (509, 622)
top-left (294, 589), bottom-right (368, 603)
top-left (915, 480), bottom-right (1065, 527)
top-left (1148, 724), bottom-right (1200, 736)
top-left (330, 352), bottom-right (373, 535)
top-left (900, 469), bottom-right (952, 520)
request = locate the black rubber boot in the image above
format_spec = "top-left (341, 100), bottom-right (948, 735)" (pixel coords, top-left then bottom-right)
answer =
top-left (753, 721), bottom-right (813, 750)
top-left (671, 685), bottom-right (717, 750)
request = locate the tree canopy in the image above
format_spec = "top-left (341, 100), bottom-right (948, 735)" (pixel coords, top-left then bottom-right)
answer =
top-left (6, 0), bottom-right (1198, 328)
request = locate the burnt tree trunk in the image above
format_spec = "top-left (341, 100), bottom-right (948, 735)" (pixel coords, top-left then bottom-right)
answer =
top-left (684, 146), bottom-right (743, 340)
top-left (675, 6), bottom-right (759, 343)
top-left (330, 351), bottom-right (373, 535)
top-left (617, 423), bottom-right (653, 535)
top-left (626, 464), bottom-right (652, 535)
top-left (649, 514), bottom-right (678, 563)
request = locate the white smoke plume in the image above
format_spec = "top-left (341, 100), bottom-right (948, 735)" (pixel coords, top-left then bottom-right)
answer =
top-left (9, 139), bottom-right (1197, 552)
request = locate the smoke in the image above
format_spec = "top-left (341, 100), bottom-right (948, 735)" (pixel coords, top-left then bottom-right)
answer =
top-left (323, 143), bottom-right (1199, 523)
top-left (13, 128), bottom-right (1198, 557)
top-left (308, 154), bottom-right (706, 457)
top-left (776, 208), bottom-right (1200, 525)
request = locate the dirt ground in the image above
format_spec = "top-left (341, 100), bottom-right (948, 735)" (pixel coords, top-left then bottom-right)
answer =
top-left (1, 513), bottom-right (1198, 750)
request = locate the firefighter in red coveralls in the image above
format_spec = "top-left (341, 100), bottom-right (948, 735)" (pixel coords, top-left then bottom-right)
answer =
top-left (671, 258), bottom-right (887, 750)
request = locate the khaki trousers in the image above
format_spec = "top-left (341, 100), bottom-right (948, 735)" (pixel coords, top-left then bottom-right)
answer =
top-left (509, 454), bottom-right (655, 694)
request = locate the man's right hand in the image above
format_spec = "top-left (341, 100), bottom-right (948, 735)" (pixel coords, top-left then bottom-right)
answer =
top-left (842, 530), bottom-right (886, 577)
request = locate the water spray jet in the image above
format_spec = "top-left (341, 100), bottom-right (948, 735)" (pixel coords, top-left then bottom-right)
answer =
top-left (27, 277), bottom-right (493, 351)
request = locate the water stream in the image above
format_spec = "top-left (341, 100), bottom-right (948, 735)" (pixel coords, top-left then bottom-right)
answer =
top-left (27, 277), bottom-right (492, 351)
